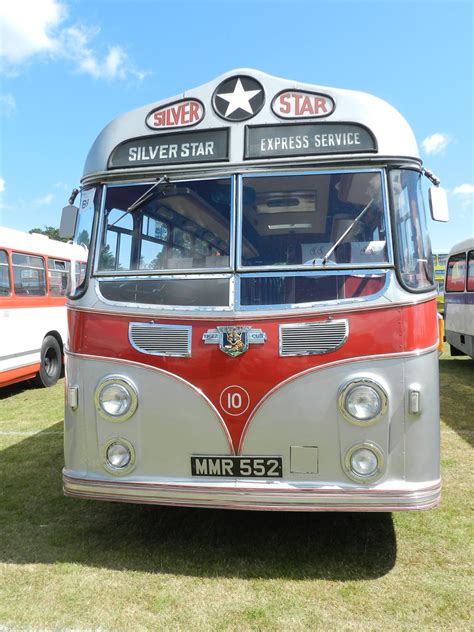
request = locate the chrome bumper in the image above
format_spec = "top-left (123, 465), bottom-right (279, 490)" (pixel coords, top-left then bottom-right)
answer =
top-left (63, 471), bottom-right (441, 512)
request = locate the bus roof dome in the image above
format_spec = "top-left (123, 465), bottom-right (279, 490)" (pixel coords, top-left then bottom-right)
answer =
top-left (83, 68), bottom-right (419, 179)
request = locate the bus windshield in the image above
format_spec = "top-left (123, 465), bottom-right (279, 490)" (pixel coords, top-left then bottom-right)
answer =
top-left (97, 170), bottom-right (388, 274)
top-left (98, 178), bottom-right (232, 272)
top-left (240, 171), bottom-right (387, 268)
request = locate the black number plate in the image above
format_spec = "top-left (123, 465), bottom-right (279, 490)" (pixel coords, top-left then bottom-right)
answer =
top-left (191, 456), bottom-right (282, 478)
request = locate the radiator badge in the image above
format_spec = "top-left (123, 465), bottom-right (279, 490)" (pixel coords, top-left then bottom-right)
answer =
top-left (203, 326), bottom-right (266, 357)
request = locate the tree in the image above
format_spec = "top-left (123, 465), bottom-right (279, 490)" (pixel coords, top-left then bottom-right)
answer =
top-left (29, 226), bottom-right (68, 243)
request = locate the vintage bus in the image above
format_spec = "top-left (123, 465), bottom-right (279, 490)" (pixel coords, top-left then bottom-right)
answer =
top-left (61, 69), bottom-right (449, 511)
top-left (444, 237), bottom-right (474, 358)
top-left (0, 227), bottom-right (87, 388)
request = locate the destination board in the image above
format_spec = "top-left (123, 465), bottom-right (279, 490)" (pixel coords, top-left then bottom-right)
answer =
top-left (108, 128), bottom-right (229, 168)
top-left (245, 123), bottom-right (376, 159)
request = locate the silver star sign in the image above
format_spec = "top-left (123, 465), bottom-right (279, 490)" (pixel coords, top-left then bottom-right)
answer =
top-left (217, 78), bottom-right (262, 117)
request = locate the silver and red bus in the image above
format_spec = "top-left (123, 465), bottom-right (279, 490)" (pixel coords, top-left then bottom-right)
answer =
top-left (0, 227), bottom-right (86, 388)
top-left (61, 69), bottom-right (449, 511)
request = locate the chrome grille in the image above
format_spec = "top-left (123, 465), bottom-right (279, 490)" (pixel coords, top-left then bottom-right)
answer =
top-left (279, 319), bottom-right (348, 356)
top-left (129, 323), bottom-right (192, 357)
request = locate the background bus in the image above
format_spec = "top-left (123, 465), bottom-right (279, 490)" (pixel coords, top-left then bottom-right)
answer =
top-left (444, 237), bottom-right (474, 358)
top-left (0, 227), bottom-right (87, 388)
top-left (61, 68), bottom-right (448, 511)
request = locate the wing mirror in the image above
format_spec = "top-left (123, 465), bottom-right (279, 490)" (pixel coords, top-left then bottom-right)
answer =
top-left (59, 204), bottom-right (79, 239)
top-left (429, 186), bottom-right (449, 222)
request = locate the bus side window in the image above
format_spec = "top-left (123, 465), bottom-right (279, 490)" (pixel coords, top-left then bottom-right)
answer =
top-left (445, 253), bottom-right (466, 292)
top-left (75, 262), bottom-right (87, 287)
top-left (0, 250), bottom-right (11, 296)
top-left (12, 253), bottom-right (47, 296)
top-left (48, 259), bottom-right (70, 296)
top-left (467, 251), bottom-right (474, 292)
top-left (390, 170), bottom-right (434, 291)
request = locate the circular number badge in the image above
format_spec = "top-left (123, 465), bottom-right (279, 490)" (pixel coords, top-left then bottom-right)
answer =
top-left (219, 385), bottom-right (251, 416)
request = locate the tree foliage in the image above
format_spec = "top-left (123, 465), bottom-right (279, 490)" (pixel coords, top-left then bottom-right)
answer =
top-left (29, 226), bottom-right (68, 243)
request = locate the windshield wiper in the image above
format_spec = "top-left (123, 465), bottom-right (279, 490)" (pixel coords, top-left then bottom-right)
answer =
top-left (108, 175), bottom-right (170, 229)
top-left (127, 175), bottom-right (170, 213)
top-left (317, 198), bottom-right (374, 265)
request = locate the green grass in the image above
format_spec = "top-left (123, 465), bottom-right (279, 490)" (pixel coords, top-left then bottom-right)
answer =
top-left (0, 353), bottom-right (472, 631)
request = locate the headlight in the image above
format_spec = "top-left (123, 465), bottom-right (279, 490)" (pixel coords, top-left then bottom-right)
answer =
top-left (344, 442), bottom-right (384, 482)
top-left (103, 438), bottom-right (136, 474)
top-left (339, 378), bottom-right (387, 425)
top-left (95, 376), bottom-right (138, 422)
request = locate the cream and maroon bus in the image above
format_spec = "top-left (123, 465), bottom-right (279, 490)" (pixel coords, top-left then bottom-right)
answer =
top-left (0, 227), bottom-right (86, 388)
top-left (61, 69), bottom-right (449, 511)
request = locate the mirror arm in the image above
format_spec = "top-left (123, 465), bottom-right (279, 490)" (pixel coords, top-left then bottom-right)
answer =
top-left (422, 168), bottom-right (440, 186)
top-left (68, 187), bottom-right (80, 205)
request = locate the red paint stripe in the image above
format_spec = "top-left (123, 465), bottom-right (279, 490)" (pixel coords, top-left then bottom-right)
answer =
top-left (0, 364), bottom-right (40, 387)
top-left (1, 297), bottom-right (66, 309)
top-left (68, 300), bottom-right (438, 450)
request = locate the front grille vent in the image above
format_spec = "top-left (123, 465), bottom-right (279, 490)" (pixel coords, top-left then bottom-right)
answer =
top-left (279, 319), bottom-right (348, 356)
top-left (129, 323), bottom-right (192, 357)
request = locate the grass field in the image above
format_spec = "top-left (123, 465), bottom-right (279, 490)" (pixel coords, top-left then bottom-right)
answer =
top-left (0, 350), bottom-right (472, 631)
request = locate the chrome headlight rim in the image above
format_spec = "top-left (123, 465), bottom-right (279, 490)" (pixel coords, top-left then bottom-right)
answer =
top-left (338, 377), bottom-right (388, 426)
top-left (94, 375), bottom-right (138, 422)
top-left (102, 437), bottom-right (136, 475)
top-left (344, 441), bottom-right (385, 483)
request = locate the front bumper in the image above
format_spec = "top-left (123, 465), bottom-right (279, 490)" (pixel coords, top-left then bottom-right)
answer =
top-left (63, 471), bottom-right (441, 512)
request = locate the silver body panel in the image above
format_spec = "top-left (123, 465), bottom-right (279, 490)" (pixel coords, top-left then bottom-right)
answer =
top-left (63, 350), bottom-right (441, 510)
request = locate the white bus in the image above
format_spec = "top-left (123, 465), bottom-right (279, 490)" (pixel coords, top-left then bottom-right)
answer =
top-left (61, 69), bottom-right (449, 511)
top-left (444, 237), bottom-right (474, 358)
top-left (0, 227), bottom-right (87, 388)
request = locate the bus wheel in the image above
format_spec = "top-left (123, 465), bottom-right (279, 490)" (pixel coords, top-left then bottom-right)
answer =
top-left (33, 336), bottom-right (62, 388)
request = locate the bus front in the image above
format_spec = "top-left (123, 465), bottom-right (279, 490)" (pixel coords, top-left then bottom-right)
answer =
top-left (63, 69), bottom-right (446, 510)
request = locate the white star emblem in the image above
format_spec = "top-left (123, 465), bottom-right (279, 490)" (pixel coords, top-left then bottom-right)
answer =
top-left (216, 78), bottom-right (262, 117)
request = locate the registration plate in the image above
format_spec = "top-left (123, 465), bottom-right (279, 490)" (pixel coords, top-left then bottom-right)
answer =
top-left (191, 455), bottom-right (283, 478)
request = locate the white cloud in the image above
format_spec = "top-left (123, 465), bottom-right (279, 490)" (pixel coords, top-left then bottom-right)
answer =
top-left (0, 0), bottom-right (147, 81)
top-left (0, 177), bottom-right (5, 193)
top-left (452, 184), bottom-right (474, 195)
top-left (0, 0), bottom-right (64, 64)
top-left (421, 133), bottom-right (452, 155)
top-left (0, 94), bottom-right (17, 117)
top-left (34, 193), bottom-right (55, 206)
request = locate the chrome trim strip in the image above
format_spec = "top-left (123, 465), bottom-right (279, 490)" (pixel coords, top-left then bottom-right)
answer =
top-left (128, 322), bottom-right (192, 357)
top-left (279, 318), bottom-right (349, 356)
top-left (66, 350), bottom-right (235, 455)
top-left (80, 157), bottom-right (423, 187)
top-left (237, 344), bottom-right (439, 453)
top-left (67, 292), bottom-right (435, 321)
top-left (92, 269), bottom-right (391, 313)
top-left (63, 471), bottom-right (441, 511)
top-left (0, 348), bottom-right (41, 361)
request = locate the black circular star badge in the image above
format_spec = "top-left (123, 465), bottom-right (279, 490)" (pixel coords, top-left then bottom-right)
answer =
top-left (213, 75), bottom-right (265, 122)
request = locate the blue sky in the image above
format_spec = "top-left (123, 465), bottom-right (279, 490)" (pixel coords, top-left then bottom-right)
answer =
top-left (0, 0), bottom-right (472, 252)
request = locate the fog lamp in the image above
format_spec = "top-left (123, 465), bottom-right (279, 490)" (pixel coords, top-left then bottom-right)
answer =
top-left (104, 439), bottom-right (136, 474)
top-left (345, 443), bottom-right (384, 482)
top-left (339, 378), bottom-right (387, 425)
top-left (95, 376), bottom-right (138, 422)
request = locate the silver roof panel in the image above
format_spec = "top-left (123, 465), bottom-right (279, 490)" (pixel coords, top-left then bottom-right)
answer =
top-left (83, 68), bottom-right (419, 179)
